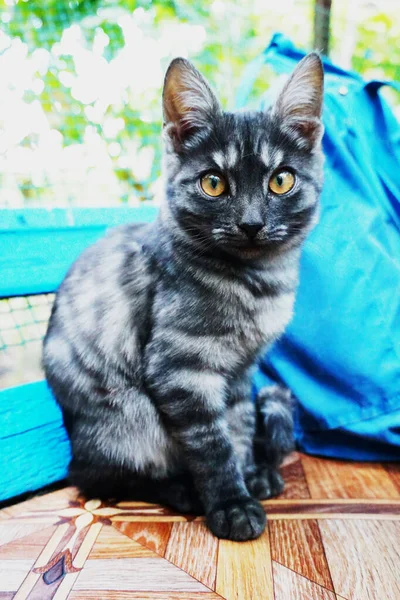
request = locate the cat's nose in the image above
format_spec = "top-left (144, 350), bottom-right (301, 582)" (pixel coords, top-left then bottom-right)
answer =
top-left (239, 221), bottom-right (264, 239)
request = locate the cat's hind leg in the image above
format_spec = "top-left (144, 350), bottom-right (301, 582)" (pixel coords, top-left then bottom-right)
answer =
top-left (63, 386), bottom-right (203, 514)
top-left (225, 378), bottom-right (293, 500)
top-left (225, 377), bottom-right (273, 499)
top-left (249, 385), bottom-right (294, 499)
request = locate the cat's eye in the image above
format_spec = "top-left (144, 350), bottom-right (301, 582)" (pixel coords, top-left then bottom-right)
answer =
top-left (268, 170), bottom-right (295, 195)
top-left (200, 173), bottom-right (227, 197)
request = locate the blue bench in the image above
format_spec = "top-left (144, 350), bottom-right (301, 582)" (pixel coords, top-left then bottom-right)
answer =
top-left (0, 204), bottom-right (158, 502)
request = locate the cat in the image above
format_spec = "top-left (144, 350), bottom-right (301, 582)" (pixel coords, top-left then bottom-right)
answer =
top-left (43, 53), bottom-right (324, 541)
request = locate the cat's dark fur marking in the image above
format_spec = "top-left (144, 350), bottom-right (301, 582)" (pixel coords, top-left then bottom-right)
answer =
top-left (43, 54), bottom-right (324, 541)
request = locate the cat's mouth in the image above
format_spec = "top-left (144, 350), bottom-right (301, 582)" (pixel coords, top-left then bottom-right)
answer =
top-left (209, 228), bottom-right (288, 259)
top-left (234, 245), bottom-right (266, 258)
top-left (221, 240), bottom-right (271, 259)
top-left (220, 234), bottom-right (290, 259)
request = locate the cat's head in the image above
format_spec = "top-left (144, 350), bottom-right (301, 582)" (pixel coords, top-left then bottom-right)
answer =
top-left (161, 53), bottom-right (324, 260)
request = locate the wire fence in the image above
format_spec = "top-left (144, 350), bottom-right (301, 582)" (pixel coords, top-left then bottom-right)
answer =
top-left (0, 294), bottom-right (54, 389)
top-left (0, 295), bottom-right (54, 349)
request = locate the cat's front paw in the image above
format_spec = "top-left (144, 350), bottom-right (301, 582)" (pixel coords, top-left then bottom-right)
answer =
top-left (246, 467), bottom-right (284, 499)
top-left (207, 498), bottom-right (266, 541)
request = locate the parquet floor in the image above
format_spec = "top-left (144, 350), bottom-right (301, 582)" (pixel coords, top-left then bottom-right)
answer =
top-left (1, 452), bottom-right (399, 600)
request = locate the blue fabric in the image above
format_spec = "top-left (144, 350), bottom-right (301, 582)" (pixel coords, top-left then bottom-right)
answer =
top-left (242, 34), bottom-right (400, 461)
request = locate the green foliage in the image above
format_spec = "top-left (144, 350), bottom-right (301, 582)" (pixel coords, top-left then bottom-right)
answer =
top-left (4, 0), bottom-right (100, 48)
top-left (0, 0), bottom-right (398, 207)
top-left (353, 12), bottom-right (400, 82)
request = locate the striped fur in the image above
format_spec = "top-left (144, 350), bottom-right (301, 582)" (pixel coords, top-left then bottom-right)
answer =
top-left (43, 54), bottom-right (324, 541)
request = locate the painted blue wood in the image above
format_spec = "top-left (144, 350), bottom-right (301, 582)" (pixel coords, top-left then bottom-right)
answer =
top-left (0, 206), bottom-right (160, 500)
top-left (0, 205), bottom-right (159, 297)
top-left (0, 380), bottom-right (71, 501)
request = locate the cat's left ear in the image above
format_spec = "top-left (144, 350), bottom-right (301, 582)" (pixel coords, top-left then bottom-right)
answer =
top-left (163, 58), bottom-right (221, 150)
top-left (272, 53), bottom-right (324, 147)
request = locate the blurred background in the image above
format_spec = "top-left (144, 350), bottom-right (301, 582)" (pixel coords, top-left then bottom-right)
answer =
top-left (0, 0), bottom-right (399, 386)
top-left (0, 0), bottom-right (399, 210)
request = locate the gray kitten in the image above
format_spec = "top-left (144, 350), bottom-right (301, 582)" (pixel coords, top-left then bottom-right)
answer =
top-left (43, 54), bottom-right (323, 541)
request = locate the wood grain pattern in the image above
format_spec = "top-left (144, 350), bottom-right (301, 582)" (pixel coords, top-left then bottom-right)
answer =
top-left (269, 513), bottom-right (400, 521)
top-left (278, 452), bottom-right (311, 499)
top-left (302, 455), bottom-right (400, 499)
top-left (34, 524), bottom-right (71, 569)
top-left (269, 519), bottom-right (333, 590)
top-left (384, 462), bottom-right (400, 494)
top-left (89, 525), bottom-right (156, 558)
top-left (319, 519), bottom-right (400, 600)
top-left (0, 522), bottom-right (51, 547)
top-left (3, 487), bottom-right (78, 518)
top-left (74, 558), bottom-right (209, 592)
top-left (110, 515), bottom-right (195, 523)
top-left (116, 501), bottom-right (161, 508)
top-left (262, 498), bottom-right (400, 519)
top-left (112, 522), bottom-right (172, 556)
top-left (68, 592), bottom-right (223, 599)
top-left (216, 529), bottom-right (273, 600)
top-left (0, 526), bottom-right (56, 559)
top-left (0, 560), bottom-right (34, 592)
top-left (71, 522), bottom-right (103, 569)
top-left (110, 498), bottom-right (400, 521)
top-left (12, 524), bottom-right (70, 600)
top-left (165, 522), bottom-right (218, 590)
top-left (273, 561), bottom-right (336, 600)
top-left (3, 454), bottom-right (400, 599)
top-left (51, 523), bottom-right (103, 600)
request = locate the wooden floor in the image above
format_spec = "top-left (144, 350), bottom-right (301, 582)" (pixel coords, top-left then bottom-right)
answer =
top-left (1, 452), bottom-right (399, 600)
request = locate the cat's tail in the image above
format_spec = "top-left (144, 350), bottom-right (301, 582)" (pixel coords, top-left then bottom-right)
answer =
top-left (255, 385), bottom-right (294, 468)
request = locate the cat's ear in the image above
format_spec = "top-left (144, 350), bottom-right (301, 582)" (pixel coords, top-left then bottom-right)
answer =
top-left (163, 58), bottom-right (221, 150)
top-left (272, 53), bottom-right (324, 147)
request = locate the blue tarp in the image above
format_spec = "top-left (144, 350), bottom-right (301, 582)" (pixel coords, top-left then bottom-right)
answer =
top-left (243, 34), bottom-right (400, 460)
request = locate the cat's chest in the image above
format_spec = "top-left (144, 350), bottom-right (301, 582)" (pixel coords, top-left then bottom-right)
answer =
top-left (187, 270), bottom-right (295, 341)
top-left (228, 291), bottom-right (295, 350)
top-left (154, 269), bottom-right (296, 373)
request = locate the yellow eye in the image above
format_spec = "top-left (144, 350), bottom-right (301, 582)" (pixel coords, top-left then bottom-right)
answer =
top-left (200, 173), bottom-right (227, 197)
top-left (269, 170), bottom-right (295, 195)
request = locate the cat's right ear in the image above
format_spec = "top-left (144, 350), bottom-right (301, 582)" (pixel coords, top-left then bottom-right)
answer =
top-left (272, 52), bottom-right (324, 148)
top-left (162, 58), bottom-right (221, 151)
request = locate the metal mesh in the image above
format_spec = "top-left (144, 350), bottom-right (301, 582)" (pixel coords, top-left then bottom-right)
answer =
top-left (0, 294), bottom-right (54, 389)
top-left (0, 295), bottom-right (54, 349)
